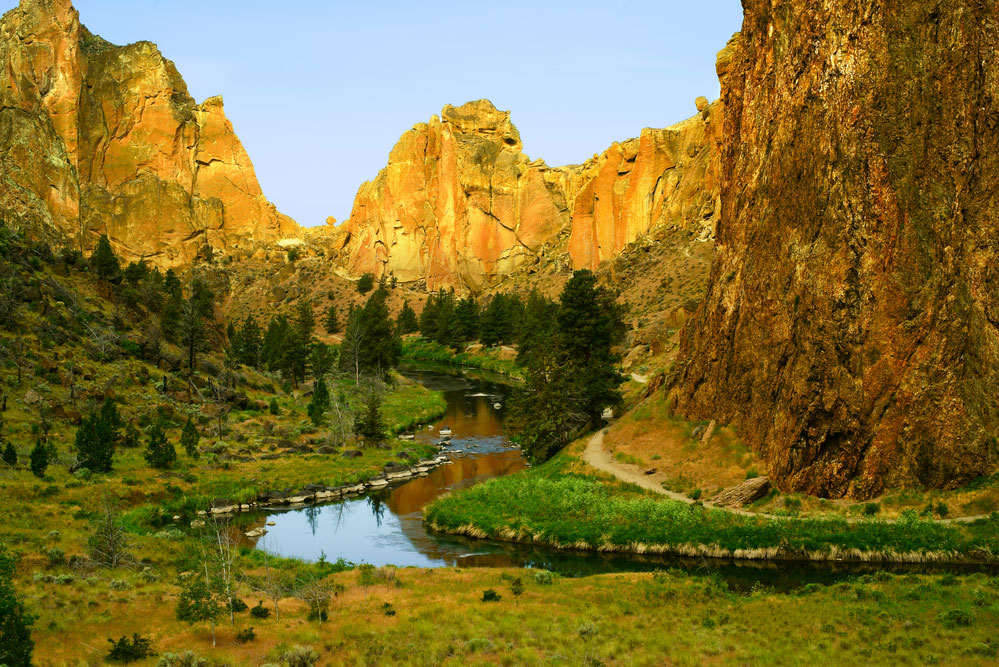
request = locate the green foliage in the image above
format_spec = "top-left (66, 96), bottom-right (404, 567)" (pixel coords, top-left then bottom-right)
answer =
top-left (427, 454), bottom-right (999, 559)
top-left (232, 315), bottom-right (262, 368)
top-left (2, 441), bottom-right (16, 466)
top-left (340, 287), bottom-right (401, 379)
top-left (180, 419), bottom-right (200, 459)
top-left (106, 633), bottom-right (155, 663)
top-left (235, 626), bottom-right (255, 643)
top-left (481, 589), bottom-right (501, 602)
top-left (144, 422), bottom-right (176, 470)
top-left (324, 305), bottom-right (340, 334)
top-left (0, 544), bottom-right (35, 666)
top-left (175, 575), bottom-right (222, 634)
top-left (480, 293), bottom-right (522, 347)
top-left (74, 398), bottom-right (121, 473)
top-left (90, 234), bottom-right (121, 281)
top-left (269, 398), bottom-right (280, 416)
top-left (276, 645), bottom-right (320, 667)
top-left (121, 422), bottom-right (141, 449)
top-left (510, 577), bottom-right (524, 603)
top-left (355, 392), bottom-right (385, 443)
top-left (395, 300), bottom-right (418, 335)
top-left (508, 271), bottom-right (625, 462)
top-left (937, 609), bottom-right (973, 627)
top-left (357, 272), bottom-right (375, 293)
top-left (29, 440), bottom-right (49, 479)
top-left (249, 601), bottom-right (270, 619)
top-left (308, 377), bottom-right (331, 426)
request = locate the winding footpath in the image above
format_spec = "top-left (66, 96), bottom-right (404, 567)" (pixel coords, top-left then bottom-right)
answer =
top-left (582, 429), bottom-right (987, 525)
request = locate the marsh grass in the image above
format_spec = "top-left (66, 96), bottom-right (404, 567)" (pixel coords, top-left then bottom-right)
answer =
top-left (425, 453), bottom-right (999, 562)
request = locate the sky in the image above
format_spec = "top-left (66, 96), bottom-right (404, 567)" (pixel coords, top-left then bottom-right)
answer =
top-left (16, 1), bottom-right (743, 227)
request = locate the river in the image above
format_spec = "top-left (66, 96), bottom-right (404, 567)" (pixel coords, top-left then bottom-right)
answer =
top-left (250, 364), bottom-right (995, 588)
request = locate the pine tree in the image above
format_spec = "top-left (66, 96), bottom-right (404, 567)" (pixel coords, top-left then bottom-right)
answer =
top-left (0, 544), bottom-right (35, 666)
top-left (74, 401), bottom-right (117, 473)
top-left (237, 316), bottom-right (262, 368)
top-left (307, 377), bottom-right (331, 426)
top-left (144, 422), bottom-right (176, 470)
top-left (90, 234), bottom-right (120, 282)
top-left (556, 269), bottom-right (626, 424)
top-left (359, 285), bottom-right (401, 377)
top-left (324, 305), bottom-right (340, 334)
top-left (309, 343), bottom-right (337, 379)
top-left (180, 418), bottom-right (200, 459)
top-left (122, 259), bottom-right (149, 286)
top-left (356, 272), bottom-right (375, 294)
top-left (29, 440), bottom-right (47, 478)
top-left (479, 295), bottom-right (506, 347)
top-left (454, 295), bottom-right (480, 344)
top-left (2, 442), bottom-right (15, 467)
top-left (355, 392), bottom-right (385, 443)
top-left (181, 276), bottom-right (215, 372)
top-left (517, 291), bottom-right (558, 366)
top-left (396, 301), bottom-right (418, 335)
top-left (419, 293), bottom-right (439, 339)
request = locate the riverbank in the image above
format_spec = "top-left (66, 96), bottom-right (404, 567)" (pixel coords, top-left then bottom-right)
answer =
top-left (425, 443), bottom-right (999, 564)
top-left (401, 338), bottom-right (523, 379)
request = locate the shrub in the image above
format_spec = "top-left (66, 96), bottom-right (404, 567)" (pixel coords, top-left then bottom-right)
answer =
top-left (356, 273), bottom-right (375, 294)
top-left (382, 602), bottom-right (396, 616)
top-left (250, 601), bottom-right (271, 618)
top-left (481, 589), bottom-right (501, 602)
top-left (269, 398), bottom-right (280, 416)
top-left (934, 502), bottom-right (949, 518)
top-left (106, 633), bottom-right (155, 663)
top-left (533, 570), bottom-right (555, 585)
top-left (156, 652), bottom-right (208, 667)
top-left (277, 645), bottom-right (320, 667)
top-left (863, 503), bottom-right (880, 516)
top-left (236, 627), bottom-right (256, 643)
top-left (44, 547), bottom-right (65, 567)
top-left (937, 609), bottom-right (972, 627)
top-left (467, 638), bottom-right (495, 653)
top-left (229, 597), bottom-right (248, 613)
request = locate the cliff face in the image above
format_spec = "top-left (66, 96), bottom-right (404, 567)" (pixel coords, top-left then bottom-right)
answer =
top-left (334, 99), bottom-right (721, 291)
top-left (672, 2), bottom-right (999, 498)
top-left (0, 0), bottom-right (297, 266)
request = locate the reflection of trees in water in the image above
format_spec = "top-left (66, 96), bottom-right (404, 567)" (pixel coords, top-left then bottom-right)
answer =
top-left (305, 505), bottom-right (320, 536)
top-left (368, 493), bottom-right (387, 528)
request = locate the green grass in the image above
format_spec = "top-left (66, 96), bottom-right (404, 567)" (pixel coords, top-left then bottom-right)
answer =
top-left (402, 338), bottom-right (523, 379)
top-left (426, 453), bottom-right (999, 562)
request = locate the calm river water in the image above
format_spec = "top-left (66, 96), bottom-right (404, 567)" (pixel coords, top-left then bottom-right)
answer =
top-left (250, 364), bottom-right (995, 588)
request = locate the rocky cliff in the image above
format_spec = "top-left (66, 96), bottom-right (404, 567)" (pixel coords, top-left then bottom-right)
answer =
top-left (671, 2), bottom-right (999, 498)
top-left (0, 0), bottom-right (297, 266)
top-left (333, 99), bottom-right (721, 291)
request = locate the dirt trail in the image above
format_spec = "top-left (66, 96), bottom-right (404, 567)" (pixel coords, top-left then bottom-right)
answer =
top-left (581, 429), bottom-right (987, 525)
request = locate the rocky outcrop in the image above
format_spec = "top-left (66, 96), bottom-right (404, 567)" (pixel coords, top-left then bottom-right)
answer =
top-left (333, 99), bottom-right (721, 291)
top-left (0, 0), bottom-right (297, 266)
top-left (672, 2), bottom-right (999, 498)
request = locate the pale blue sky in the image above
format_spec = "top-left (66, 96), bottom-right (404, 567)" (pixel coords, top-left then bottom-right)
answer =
top-left (14, 1), bottom-right (743, 226)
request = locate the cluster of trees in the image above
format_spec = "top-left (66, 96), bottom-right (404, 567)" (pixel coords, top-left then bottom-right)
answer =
top-left (419, 290), bottom-right (528, 349)
top-left (340, 285), bottom-right (400, 381)
top-left (506, 270), bottom-right (626, 463)
top-left (229, 302), bottom-right (337, 388)
top-left (0, 544), bottom-right (34, 666)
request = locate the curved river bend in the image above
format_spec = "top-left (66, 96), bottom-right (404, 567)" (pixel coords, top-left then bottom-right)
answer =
top-left (250, 365), bottom-right (996, 588)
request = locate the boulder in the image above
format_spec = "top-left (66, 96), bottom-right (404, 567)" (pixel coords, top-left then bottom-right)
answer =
top-left (713, 477), bottom-right (771, 508)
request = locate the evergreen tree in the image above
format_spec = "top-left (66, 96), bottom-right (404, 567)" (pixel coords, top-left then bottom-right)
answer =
top-left (355, 392), bottom-right (385, 443)
top-left (122, 259), bottom-right (149, 286)
top-left (29, 440), bottom-right (48, 478)
top-left (419, 293), bottom-right (439, 339)
top-left (479, 294), bottom-right (506, 347)
top-left (160, 290), bottom-right (183, 343)
top-left (163, 269), bottom-right (182, 299)
top-left (307, 377), bottom-right (331, 426)
top-left (181, 276), bottom-right (215, 372)
top-left (0, 544), bottom-right (35, 666)
top-left (261, 315), bottom-right (290, 372)
top-left (359, 285), bottom-right (401, 377)
top-left (180, 419), bottom-right (200, 459)
top-left (556, 269), bottom-right (626, 423)
top-left (90, 234), bottom-right (120, 282)
top-left (121, 422), bottom-right (141, 449)
top-left (324, 305), bottom-right (340, 334)
top-left (144, 423), bottom-right (176, 470)
top-left (309, 343), bottom-right (337, 379)
top-left (517, 291), bottom-right (558, 366)
top-left (2, 442), bottom-right (15, 467)
top-left (395, 301), bottom-right (418, 335)
top-left (236, 316), bottom-right (262, 368)
top-left (74, 400), bottom-right (118, 473)
top-left (454, 295), bottom-right (480, 344)
top-left (356, 272), bottom-right (375, 294)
